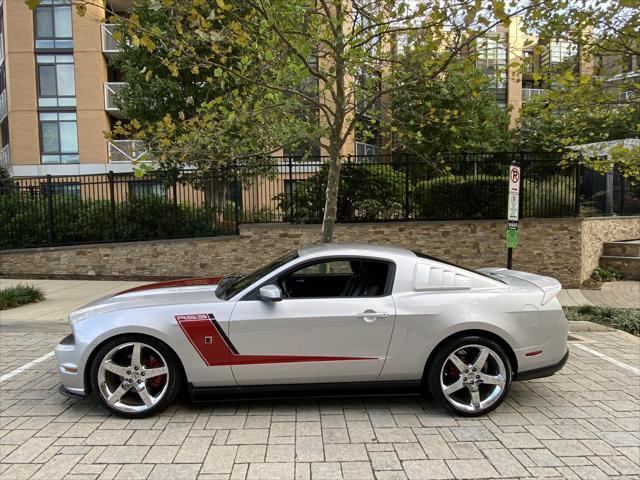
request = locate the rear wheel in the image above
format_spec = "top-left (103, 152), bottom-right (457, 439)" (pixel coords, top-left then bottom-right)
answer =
top-left (426, 336), bottom-right (512, 416)
top-left (90, 335), bottom-right (182, 418)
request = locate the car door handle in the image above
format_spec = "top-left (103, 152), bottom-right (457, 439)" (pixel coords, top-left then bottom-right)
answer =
top-left (356, 311), bottom-right (388, 322)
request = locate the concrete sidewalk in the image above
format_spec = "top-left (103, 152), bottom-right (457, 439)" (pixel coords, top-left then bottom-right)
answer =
top-left (557, 281), bottom-right (640, 309)
top-left (0, 279), bottom-right (147, 325)
top-left (1, 278), bottom-right (638, 328)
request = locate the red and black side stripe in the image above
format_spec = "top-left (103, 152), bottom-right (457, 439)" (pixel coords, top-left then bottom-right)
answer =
top-left (176, 313), bottom-right (375, 366)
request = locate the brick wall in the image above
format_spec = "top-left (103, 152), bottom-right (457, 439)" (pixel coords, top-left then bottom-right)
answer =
top-left (1, 217), bottom-right (638, 287)
top-left (581, 217), bottom-right (640, 283)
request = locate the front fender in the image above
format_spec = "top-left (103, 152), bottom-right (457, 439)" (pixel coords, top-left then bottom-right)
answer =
top-left (72, 304), bottom-right (236, 390)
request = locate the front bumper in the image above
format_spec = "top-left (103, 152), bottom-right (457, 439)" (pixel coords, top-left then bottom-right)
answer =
top-left (516, 349), bottom-right (569, 381)
top-left (54, 333), bottom-right (87, 398)
top-left (58, 384), bottom-right (86, 400)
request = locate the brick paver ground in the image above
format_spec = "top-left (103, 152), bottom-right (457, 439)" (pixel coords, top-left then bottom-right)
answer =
top-left (0, 328), bottom-right (638, 480)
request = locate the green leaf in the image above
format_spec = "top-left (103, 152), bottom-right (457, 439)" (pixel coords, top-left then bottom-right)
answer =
top-left (24, 0), bottom-right (41, 10)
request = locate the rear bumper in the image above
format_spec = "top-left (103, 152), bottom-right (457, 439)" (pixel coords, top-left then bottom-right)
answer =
top-left (516, 349), bottom-right (569, 381)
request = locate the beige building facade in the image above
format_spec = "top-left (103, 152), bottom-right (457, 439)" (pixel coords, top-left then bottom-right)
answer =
top-left (1, 0), bottom-right (143, 177)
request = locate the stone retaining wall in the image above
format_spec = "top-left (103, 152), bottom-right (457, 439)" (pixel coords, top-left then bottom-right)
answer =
top-left (1, 217), bottom-right (638, 287)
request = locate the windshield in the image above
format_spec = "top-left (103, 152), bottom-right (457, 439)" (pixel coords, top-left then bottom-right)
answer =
top-left (216, 250), bottom-right (299, 300)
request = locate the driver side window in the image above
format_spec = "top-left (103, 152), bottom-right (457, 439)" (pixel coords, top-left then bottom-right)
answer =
top-left (279, 258), bottom-right (391, 299)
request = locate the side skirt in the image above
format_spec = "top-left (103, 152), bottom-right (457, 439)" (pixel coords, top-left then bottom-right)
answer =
top-left (189, 380), bottom-right (423, 403)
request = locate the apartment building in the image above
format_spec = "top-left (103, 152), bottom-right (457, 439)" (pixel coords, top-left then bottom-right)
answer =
top-left (0, 0), bottom-right (148, 177)
top-left (470, 17), bottom-right (600, 128)
top-left (0, 0), bottom-right (380, 178)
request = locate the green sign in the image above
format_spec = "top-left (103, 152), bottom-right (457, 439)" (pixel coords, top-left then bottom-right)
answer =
top-left (506, 229), bottom-right (518, 248)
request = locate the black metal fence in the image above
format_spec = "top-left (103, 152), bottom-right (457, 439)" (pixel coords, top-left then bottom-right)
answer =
top-left (1, 153), bottom-right (638, 249)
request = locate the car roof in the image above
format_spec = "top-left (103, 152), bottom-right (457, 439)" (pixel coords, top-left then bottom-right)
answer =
top-left (298, 243), bottom-right (417, 260)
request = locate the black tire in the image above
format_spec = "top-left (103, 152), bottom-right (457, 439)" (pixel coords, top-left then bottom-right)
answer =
top-left (425, 335), bottom-right (512, 417)
top-left (90, 334), bottom-right (183, 418)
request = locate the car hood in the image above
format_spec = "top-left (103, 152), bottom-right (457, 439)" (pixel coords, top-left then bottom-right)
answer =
top-left (69, 277), bottom-right (224, 324)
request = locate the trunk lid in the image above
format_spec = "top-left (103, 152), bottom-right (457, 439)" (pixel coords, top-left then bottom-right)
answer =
top-left (478, 268), bottom-right (562, 305)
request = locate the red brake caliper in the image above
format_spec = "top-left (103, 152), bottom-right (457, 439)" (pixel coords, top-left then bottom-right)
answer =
top-left (146, 356), bottom-right (165, 388)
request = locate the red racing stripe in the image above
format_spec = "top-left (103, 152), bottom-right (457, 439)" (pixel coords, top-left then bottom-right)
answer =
top-left (116, 277), bottom-right (224, 296)
top-left (176, 314), bottom-right (376, 366)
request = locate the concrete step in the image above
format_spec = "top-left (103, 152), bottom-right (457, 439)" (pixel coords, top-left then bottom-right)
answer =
top-left (599, 255), bottom-right (640, 280)
top-left (603, 241), bottom-right (640, 258)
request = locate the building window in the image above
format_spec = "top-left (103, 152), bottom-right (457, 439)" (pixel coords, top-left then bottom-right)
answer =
top-left (36, 54), bottom-right (76, 107)
top-left (128, 180), bottom-right (166, 198)
top-left (44, 182), bottom-right (81, 197)
top-left (39, 112), bottom-right (78, 164)
top-left (476, 35), bottom-right (508, 105)
top-left (35, 0), bottom-right (73, 50)
top-left (284, 179), bottom-right (302, 202)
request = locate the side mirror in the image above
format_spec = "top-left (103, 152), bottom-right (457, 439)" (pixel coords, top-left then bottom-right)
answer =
top-left (259, 285), bottom-right (282, 302)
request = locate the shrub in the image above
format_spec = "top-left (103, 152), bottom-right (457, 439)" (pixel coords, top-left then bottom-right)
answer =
top-left (413, 176), bottom-right (507, 220)
top-left (0, 193), bottom-right (223, 249)
top-left (563, 305), bottom-right (639, 336)
top-left (276, 163), bottom-right (407, 223)
top-left (0, 283), bottom-right (45, 310)
top-left (522, 176), bottom-right (577, 217)
top-left (590, 266), bottom-right (623, 283)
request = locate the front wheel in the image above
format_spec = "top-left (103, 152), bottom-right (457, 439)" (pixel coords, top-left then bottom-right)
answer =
top-left (90, 335), bottom-right (182, 418)
top-left (426, 336), bottom-right (512, 416)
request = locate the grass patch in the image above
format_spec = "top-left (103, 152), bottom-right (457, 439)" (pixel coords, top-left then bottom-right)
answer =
top-left (0, 284), bottom-right (45, 310)
top-left (564, 305), bottom-right (640, 336)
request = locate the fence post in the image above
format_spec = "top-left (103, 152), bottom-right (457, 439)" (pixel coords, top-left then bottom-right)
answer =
top-left (108, 171), bottom-right (116, 240)
top-left (288, 156), bottom-right (294, 224)
top-left (234, 166), bottom-right (240, 234)
top-left (404, 155), bottom-right (410, 220)
top-left (574, 163), bottom-right (582, 216)
top-left (172, 169), bottom-right (178, 237)
top-left (45, 174), bottom-right (54, 244)
top-left (619, 172), bottom-right (625, 215)
top-left (518, 152), bottom-right (525, 219)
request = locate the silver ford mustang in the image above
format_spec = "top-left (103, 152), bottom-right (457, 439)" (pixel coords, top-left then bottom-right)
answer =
top-left (55, 244), bottom-right (568, 418)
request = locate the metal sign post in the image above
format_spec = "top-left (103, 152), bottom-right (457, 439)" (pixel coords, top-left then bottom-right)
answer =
top-left (507, 161), bottom-right (521, 270)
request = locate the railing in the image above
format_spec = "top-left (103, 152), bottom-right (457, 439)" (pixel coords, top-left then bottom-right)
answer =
top-left (522, 88), bottom-right (547, 102)
top-left (0, 144), bottom-right (9, 171)
top-left (104, 82), bottom-right (126, 114)
top-left (0, 89), bottom-right (7, 122)
top-left (108, 140), bottom-right (147, 163)
top-left (1, 154), bottom-right (638, 249)
top-left (0, 32), bottom-right (5, 66)
top-left (619, 90), bottom-right (637, 102)
top-left (101, 24), bottom-right (121, 54)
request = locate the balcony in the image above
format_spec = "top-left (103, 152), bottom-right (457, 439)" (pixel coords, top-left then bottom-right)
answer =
top-left (108, 140), bottom-right (147, 163)
top-left (0, 89), bottom-right (6, 122)
top-left (522, 88), bottom-right (547, 103)
top-left (101, 24), bottom-right (121, 58)
top-left (104, 82), bottom-right (126, 118)
top-left (0, 144), bottom-right (10, 171)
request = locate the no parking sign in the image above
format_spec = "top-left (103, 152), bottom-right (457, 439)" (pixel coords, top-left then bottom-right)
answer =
top-left (507, 163), bottom-right (521, 267)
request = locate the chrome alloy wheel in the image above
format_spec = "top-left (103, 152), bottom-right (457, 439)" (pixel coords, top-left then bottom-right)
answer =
top-left (97, 342), bottom-right (169, 414)
top-left (439, 344), bottom-right (507, 414)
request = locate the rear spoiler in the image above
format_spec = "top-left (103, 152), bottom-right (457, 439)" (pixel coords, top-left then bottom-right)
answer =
top-left (478, 268), bottom-right (562, 305)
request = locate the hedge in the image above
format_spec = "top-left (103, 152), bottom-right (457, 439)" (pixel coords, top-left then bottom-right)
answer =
top-left (413, 176), bottom-right (508, 220)
top-left (275, 163), bottom-right (406, 223)
top-left (0, 193), bottom-right (223, 249)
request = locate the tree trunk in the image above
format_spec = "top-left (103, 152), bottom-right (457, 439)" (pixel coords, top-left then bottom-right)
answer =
top-left (320, 150), bottom-right (341, 243)
top-left (319, 5), bottom-right (346, 244)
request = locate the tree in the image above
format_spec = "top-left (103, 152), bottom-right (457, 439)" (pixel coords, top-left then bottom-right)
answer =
top-left (107, 2), bottom-right (312, 172)
top-left (123, 0), bottom-right (537, 242)
top-left (514, 77), bottom-right (640, 178)
top-left (28, 0), bottom-right (629, 239)
top-left (389, 55), bottom-right (512, 156)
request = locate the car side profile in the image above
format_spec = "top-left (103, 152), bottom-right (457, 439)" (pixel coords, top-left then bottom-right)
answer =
top-left (55, 243), bottom-right (569, 417)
